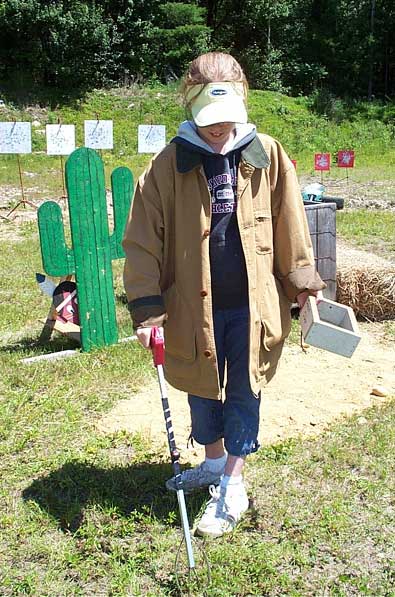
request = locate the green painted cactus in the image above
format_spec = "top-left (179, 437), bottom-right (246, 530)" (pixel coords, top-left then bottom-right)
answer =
top-left (38, 147), bottom-right (134, 351)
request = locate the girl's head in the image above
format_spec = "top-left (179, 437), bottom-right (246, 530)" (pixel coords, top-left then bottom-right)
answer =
top-left (182, 52), bottom-right (248, 128)
top-left (183, 52), bottom-right (248, 92)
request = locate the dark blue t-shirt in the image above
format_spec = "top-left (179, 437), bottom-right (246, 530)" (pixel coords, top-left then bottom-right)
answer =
top-left (202, 150), bottom-right (248, 309)
top-left (172, 134), bottom-right (251, 310)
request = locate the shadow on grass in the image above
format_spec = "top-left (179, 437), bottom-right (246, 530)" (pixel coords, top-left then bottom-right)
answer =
top-left (116, 292), bottom-right (128, 305)
top-left (22, 460), bottom-right (207, 533)
top-left (0, 334), bottom-right (80, 356)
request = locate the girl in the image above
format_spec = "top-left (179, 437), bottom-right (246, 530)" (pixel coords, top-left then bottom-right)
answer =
top-left (123, 52), bottom-right (324, 538)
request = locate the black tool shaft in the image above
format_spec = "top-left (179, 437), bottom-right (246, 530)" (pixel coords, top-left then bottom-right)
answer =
top-left (156, 364), bottom-right (195, 568)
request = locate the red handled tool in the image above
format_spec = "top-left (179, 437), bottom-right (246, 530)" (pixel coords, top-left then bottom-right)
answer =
top-left (150, 327), bottom-right (211, 592)
top-left (150, 327), bottom-right (196, 569)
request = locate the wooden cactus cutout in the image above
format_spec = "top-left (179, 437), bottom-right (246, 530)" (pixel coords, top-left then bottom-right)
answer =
top-left (38, 147), bottom-right (133, 351)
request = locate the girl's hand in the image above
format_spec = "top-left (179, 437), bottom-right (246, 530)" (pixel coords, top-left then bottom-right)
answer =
top-left (136, 326), bottom-right (164, 349)
top-left (296, 290), bottom-right (323, 309)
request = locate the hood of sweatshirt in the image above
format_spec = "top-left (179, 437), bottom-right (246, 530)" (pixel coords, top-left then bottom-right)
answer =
top-left (172, 120), bottom-right (256, 155)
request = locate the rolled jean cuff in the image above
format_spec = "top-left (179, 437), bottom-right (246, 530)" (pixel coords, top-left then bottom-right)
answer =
top-left (222, 390), bottom-right (261, 456)
top-left (224, 438), bottom-right (260, 457)
top-left (188, 394), bottom-right (261, 456)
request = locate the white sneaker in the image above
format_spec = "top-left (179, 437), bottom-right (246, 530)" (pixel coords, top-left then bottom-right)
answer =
top-left (195, 483), bottom-right (249, 538)
top-left (165, 462), bottom-right (224, 494)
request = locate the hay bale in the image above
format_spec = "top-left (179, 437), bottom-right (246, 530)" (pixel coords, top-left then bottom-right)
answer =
top-left (336, 240), bottom-right (395, 321)
top-left (337, 267), bottom-right (395, 321)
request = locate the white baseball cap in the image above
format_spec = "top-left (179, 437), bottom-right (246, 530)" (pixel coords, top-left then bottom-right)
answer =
top-left (185, 82), bottom-right (247, 127)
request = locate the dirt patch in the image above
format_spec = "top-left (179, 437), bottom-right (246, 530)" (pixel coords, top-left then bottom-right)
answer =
top-left (0, 188), bottom-right (115, 231)
top-left (0, 185), bottom-right (50, 232)
top-left (337, 238), bottom-right (394, 268)
top-left (96, 321), bottom-right (395, 463)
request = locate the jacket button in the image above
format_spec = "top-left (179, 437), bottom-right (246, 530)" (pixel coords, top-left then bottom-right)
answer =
top-left (204, 350), bottom-right (212, 358)
top-left (200, 290), bottom-right (208, 297)
top-left (203, 229), bottom-right (210, 238)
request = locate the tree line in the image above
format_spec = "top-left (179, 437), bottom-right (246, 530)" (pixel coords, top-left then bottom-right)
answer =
top-left (1, 0), bottom-right (394, 100)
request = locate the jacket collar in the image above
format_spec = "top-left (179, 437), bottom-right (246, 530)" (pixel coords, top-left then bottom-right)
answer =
top-left (175, 135), bottom-right (270, 174)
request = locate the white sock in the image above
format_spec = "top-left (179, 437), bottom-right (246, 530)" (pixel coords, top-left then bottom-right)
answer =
top-left (221, 474), bottom-right (243, 489)
top-left (204, 454), bottom-right (227, 473)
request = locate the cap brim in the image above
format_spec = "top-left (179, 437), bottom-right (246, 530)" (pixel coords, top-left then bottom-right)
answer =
top-left (192, 99), bottom-right (247, 127)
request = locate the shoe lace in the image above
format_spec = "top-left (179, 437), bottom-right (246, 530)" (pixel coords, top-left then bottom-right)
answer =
top-left (181, 462), bottom-right (205, 482)
top-left (208, 484), bottom-right (221, 501)
top-left (207, 484), bottom-right (240, 524)
top-left (206, 484), bottom-right (228, 518)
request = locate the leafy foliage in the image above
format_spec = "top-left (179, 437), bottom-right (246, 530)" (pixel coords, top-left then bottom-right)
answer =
top-left (147, 3), bottom-right (211, 81)
top-left (0, 0), bottom-right (394, 98)
top-left (0, 0), bottom-right (116, 89)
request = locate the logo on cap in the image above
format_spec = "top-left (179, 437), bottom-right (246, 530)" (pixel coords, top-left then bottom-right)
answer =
top-left (210, 88), bottom-right (227, 96)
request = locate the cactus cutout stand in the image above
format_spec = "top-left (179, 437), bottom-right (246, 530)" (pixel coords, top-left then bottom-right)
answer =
top-left (37, 147), bottom-right (133, 352)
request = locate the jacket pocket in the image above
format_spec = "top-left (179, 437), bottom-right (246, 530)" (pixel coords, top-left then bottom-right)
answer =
top-left (162, 284), bottom-right (196, 361)
top-left (260, 276), bottom-right (291, 350)
top-left (254, 210), bottom-right (273, 254)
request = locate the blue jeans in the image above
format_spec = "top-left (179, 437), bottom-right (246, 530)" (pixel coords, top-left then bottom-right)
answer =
top-left (188, 306), bottom-right (260, 457)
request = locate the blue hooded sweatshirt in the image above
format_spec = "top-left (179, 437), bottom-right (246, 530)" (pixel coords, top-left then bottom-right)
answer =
top-left (172, 121), bottom-right (257, 310)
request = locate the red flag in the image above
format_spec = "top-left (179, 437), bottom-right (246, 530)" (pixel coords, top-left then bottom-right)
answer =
top-left (337, 150), bottom-right (355, 168)
top-left (314, 153), bottom-right (331, 171)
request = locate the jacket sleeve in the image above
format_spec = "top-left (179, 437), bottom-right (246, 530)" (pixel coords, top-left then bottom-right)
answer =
top-left (270, 143), bottom-right (326, 302)
top-left (122, 157), bottom-right (168, 330)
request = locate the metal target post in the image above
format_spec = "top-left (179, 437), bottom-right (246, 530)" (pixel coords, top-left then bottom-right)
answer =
top-left (0, 120), bottom-right (35, 217)
top-left (6, 153), bottom-right (37, 217)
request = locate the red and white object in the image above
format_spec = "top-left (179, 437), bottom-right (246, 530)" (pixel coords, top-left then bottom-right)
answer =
top-left (151, 326), bottom-right (165, 366)
top-left (300, 296), bottom-right (361, 358)
top-left (314, 153), bottom-right (331, 171)
top-left (52, 281), bottom-right (79, 325)
top-left (337, 150), bottom-right (355, 168)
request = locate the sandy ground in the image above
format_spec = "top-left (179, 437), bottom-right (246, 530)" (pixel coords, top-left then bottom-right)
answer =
top-left (96, 321), bottom-right (395, 463)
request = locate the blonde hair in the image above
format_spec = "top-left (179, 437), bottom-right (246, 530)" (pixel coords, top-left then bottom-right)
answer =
top-left (182, 52), bottom-right (248, 107)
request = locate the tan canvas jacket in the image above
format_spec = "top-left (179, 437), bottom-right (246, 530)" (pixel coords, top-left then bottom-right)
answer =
top-left (123, 133), bottom-right (325, 399)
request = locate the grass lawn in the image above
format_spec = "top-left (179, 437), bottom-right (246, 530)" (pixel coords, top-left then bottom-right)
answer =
top-left (337, 210), bottom-right (395, 261)
top-left (1, 341), bottom-right (395, 595)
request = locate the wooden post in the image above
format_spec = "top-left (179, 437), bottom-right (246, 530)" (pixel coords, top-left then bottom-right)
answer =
top-left (60, 155), bottom-right (67, 199)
